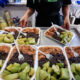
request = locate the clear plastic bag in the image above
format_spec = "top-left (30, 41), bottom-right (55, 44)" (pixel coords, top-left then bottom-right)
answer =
top-left (0, 17), bottom-right (7, 30)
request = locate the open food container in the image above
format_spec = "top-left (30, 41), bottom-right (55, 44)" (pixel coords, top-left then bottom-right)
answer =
top-left (44, 25), bottom-right (75, 45)
top-left (36, 46), bottom-right (70, 80)
top-left (0, 43), bottom-right (12, 70)
top-left (1, 45), bottom-right (36, 80)
top-left (17, 27), bottom-right (40, 45)
top-left (4, 27), bottom-right (22, 40)
top-left (0, 27), bottom-right (22, 44)
top-left (65, 46), bottom-right (80, 80)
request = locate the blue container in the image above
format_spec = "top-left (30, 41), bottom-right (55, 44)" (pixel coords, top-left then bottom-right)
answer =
top-left (77, 0), bottom-right (80, 4)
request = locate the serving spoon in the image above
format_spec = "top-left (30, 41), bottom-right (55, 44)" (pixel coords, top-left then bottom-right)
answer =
top-left (14, 40), bottom-right (24, 61)
top-left (64, 38), bottom-right (79, 57)
top-left (51, 23), bottom-right (60, 36)
top-left (14, 29), bottom-right (24, 61)
top-left (14, 29), bottom-right (27, 61)
top-left (31, 45), bottom-right (53, 60)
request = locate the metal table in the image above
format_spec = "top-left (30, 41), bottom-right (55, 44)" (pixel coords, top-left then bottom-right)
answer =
top-left (39, 27), bottom-right (80, 47)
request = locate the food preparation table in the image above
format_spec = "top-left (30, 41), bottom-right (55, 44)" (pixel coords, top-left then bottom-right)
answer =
top-left (39, 27), bottom-right (80, 47)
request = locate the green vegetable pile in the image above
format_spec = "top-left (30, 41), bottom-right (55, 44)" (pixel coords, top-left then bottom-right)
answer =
top-left (18, 37), bottom-right (36, 45)
top-left (0, 59), bottom-right (4, 69)
top-left (0, 33), bottom-right (14, 43)
top-left (71, 63), bottom-right (80, 80)
top-left (60, 31), bottom-right (73, 44)
top-left (2, 62), bottom-right (35, 80)
top-left (36, 62), bottom-right (70, 80)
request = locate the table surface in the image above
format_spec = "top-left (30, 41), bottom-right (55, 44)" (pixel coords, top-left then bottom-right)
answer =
top-left (39, 27), bottom-right (80, 47)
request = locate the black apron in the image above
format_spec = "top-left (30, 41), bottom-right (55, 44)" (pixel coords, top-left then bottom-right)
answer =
top-left (34, 0), bottom-right (64, 27)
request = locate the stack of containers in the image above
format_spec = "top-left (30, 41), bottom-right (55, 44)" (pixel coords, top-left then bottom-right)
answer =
top-left (0, 26), bottom-right (80, 80)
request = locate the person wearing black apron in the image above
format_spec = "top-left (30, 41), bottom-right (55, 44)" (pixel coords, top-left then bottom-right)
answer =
top-left (20, 0), bottom-right (71, 30)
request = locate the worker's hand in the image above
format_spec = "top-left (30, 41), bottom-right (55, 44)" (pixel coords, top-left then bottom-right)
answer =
top-left (62, 17), bottom-right (70, 30)
top-left (20, 15), bottom-right (28, 28)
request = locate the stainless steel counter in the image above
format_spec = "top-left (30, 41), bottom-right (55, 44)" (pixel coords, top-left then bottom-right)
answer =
top-left (39, 27), bottom-right (80, 47)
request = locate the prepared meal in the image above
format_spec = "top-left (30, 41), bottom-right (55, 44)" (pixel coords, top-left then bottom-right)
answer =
top-left (5, 27), bottom-right (21, 39)
top-left (17, 27), bottom-right (40, 45)
top-left (36, 46), bottom-right (70, 80)
top-left (65, 46), bottom-right (80, 80)
top-left (2, 45), bottom-right (36, 80)
top-left (0, 33), bottom-right (14, 44)
top-left (0, 44), bottom-right (11, 69)
top-left (45, 25), bottom-right (74, 44)
top-left (0, 27), bottom-right (21, 44)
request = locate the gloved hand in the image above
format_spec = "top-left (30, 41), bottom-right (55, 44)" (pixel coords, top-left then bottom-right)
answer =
top-left (0, 0), bottom-right (9, 7)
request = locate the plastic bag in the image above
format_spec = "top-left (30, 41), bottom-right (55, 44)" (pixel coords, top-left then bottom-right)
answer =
top-left (0, 0), bottom-right (9, 7)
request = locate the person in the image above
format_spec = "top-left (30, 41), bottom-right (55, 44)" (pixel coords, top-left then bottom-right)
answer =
top-left (20, 0), bottom-right (71, 30)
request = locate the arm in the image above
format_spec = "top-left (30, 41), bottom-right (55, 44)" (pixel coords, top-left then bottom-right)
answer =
top-left (62, 5), bottom-right (70, 30)
top-left (20, 8), bottom-right (35, 27)
top-left (23, 8), bottom-right (35, 19)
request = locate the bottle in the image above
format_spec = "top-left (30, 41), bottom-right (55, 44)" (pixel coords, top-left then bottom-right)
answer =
top-left (4, 10), bottom-right (13, 26)
top-left (0, 17), bottom-right (7, 30)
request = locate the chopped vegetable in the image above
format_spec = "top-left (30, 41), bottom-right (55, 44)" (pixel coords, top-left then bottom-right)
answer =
top-left (18, 37), bottom-right (36, 45)
top-left (36, 62), bottom-right (70, 80)
top-left (2, 62), bottom-right (34, 80)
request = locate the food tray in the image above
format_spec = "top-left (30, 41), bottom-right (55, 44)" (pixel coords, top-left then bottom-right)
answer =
top-left (18, 27), bottom-right (41, 46)
top-left (36, 45), bottom-right (71, 80)
top-left (0, 27), bottom-right (22, 45)
top-left (0, 29), bottom-right (20, 45)
top-left (0, 31), bottom-right (14, 45)
top-left (44, 24), bottom-right (75, 45)
top-left (5, 27), bottom-right (22, 39)
top-left (0, 43), bottom-right (12, 70)
top-left (65, 46), bottom-right (80, 80)
top-left (5, 27), bottom-right (22, 32)
top-left (1, 45), bottom-right (37, 80)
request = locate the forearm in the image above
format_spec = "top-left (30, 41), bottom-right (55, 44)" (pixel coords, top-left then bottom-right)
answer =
top-left (62, 5), bottom-right (70, 19)
top-left (23, 8), bottom-right (35, 18)
top-left (62, 5), bottom-right (70, 30)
